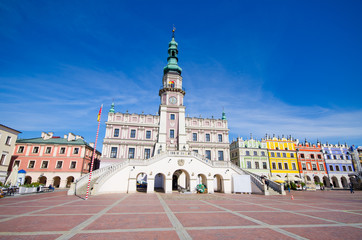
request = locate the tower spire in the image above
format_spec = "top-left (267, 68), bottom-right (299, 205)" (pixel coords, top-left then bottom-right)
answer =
top-left (163, 27), bottom-right (182, 74)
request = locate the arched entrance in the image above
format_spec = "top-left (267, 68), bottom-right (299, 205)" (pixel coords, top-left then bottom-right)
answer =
top-left (306, 175), bottom-right (311, 182)
top-left (323, 176), bottom-right (331, 187)
top-left (341, 177), bottom-right (348, 188)
top-left (53, 176), bottom-right (61, 188)
top-left (24, 176), bottom-right (32, 185)
top-left (197, 174), bottom-right (207, 187)
top-left (331, 176), bottom-right (340, 188)
top-left (38, 176), bottom-right (47, 185)
top-left (172, 169), bottom-right (190, 192)
top-left (136, 172), bottom-right (148, 192)
top-left (154, 173), bottom-right (165, 192)
top-left (214, 174), bottom-right (223, 193)
top-left (314, 176), bottom-right (320, 184)
top-left (66, 176), bottom-right (74, 188)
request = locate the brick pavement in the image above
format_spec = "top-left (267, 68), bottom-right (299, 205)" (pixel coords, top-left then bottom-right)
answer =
top-left (0, 190), bottom-right (361, 240)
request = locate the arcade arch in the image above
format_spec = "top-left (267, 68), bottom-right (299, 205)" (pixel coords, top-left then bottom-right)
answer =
top-left (214, 174), bottom-right (224, 193)
top-left (323, 176), bottom-right (331, 187)
top-left (331, 176), bottom-right (340, 188)
top-left (341, 177), bottom-right (348, 188)
top-left (314, 176), bottom-right (320, 183)
top-left (38, 176), bottom-right (47, 185)
top-left (66, 176), bottom-right (75, 188)
top-left (154, 173), bottom-right (165, 192)
top-left (172, 169), bottom-right (190, 192)
top-left (24, 176), bottom-right (32, 185)
top-left (136, 172), bottom-right (148, 192)
top-left (53, 176), bottom-right (61, 188)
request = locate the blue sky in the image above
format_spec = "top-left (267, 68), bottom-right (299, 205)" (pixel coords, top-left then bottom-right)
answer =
top-left (1, 0), bottom-right (362, 149)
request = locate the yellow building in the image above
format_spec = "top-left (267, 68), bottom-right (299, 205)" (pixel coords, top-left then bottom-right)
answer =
top-left (265, 136), bottom-right (300, 180)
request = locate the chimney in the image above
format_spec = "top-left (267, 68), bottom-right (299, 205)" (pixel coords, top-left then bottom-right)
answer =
top-left (67, 133), bottom-right (76, 141)
top-left (75, 135), bottom-right (84, 140)
top-left (89, 142), bottom-right (95, 148)
top-left (64, 134), bottom-right (67, 139)
top-left (41, 132), bottom-right (53, 140)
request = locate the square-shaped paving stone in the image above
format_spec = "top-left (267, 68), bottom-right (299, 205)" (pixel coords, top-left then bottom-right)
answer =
top-left (84, 213), bottom-right (172, 230)
top-left (168, 204), bottom-right (222, 212)
top-left (0, 206), bottom-right (43, 215)
top-left (218, 204), bottom-right (277, 212)
top-left (175, 212), bottom-right (258, 227)
top-left (0, 215), bottom-right (91, 232)
top-left (241, 211), bottom-right (333, 225)
top-left (0, 234), bottom-right (62, 240)
top-left (33, 205), bottom-right (106, 215)
top-left (71, 231), bottom-right (179, 240)
top-left (108, 204), bottom-right (165, 213)
top-left (188, 228), bottom-right (296, 240)
top-left (282, 226), bottom-right (362, 240)
top-left (301, 211), bottom-right (362, 223)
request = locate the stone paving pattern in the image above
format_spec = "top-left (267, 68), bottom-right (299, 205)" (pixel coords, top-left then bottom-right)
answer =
top-left (0, 190), bottom-right (361, 239)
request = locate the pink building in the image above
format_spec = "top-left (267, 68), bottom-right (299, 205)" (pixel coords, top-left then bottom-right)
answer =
top-left (10, 132), bottom-right (100, 188)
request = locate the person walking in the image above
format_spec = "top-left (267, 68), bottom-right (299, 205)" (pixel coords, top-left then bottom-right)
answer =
top-left (349, 182), bottom-right (354, 194)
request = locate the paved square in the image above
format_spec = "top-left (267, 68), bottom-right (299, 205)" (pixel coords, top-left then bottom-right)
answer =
top-left (0, 190), bottom-right (361, 240)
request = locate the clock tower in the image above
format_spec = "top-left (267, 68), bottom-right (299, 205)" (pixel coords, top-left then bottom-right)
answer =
top-left (156, 29), bottom-right (188, 153)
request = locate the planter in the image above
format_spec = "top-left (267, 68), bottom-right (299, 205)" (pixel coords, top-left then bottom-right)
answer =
top-left (19, 187), bottom-right (37, 194)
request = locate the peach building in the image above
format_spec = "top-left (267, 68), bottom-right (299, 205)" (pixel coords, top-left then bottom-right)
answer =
top-left (10, 132), bottom-right (100, 188)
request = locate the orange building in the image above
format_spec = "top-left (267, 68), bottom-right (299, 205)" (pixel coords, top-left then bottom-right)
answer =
top-left (9, 132), bottom-right (100, 188)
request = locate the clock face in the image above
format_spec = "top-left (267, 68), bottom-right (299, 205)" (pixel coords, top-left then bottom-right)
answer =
top-left (169, 97), bottom-right (177, 104)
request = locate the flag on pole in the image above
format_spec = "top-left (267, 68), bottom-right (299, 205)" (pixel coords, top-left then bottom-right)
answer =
top-left (97, 105), bottom-right (103, 122)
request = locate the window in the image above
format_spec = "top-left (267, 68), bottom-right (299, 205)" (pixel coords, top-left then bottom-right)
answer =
top-left (170, 129), bottom-right (174, 138)
top-left (0, 154), bottom-right (6, 165)
top-left (261, 151), bottom-right (265, 156)
top-left (56, 161), bottom-right (63, 168)
top-left (246, 151), bottom-right (250, 156)
top-left (28, 160), bottom-right (35, 168)
top-left (218, 151), bottom-right (224, 161)
top-left (340, 155), bottom-right (344, 160)
top-left (247, 161), bottom-right (252, 168)
top-left (262, 162), bottom-right (267, 169)
top-left (205, 134), bottom-right (210, 142)
top-left (193, 150), bottom-right (198, 153)
top-left (60, 147), bottom-right (66, 154)
top-left (290, 153), bottom-right (294, 158)
top-left (312, 164), bottom-right (317, 170)
top-left (146, 131), bottom-right (151, 139)
top-left (218, 134), bottom-right (222, 142)
top-left (329, 165), bottom-right (334, 171)
top-left (282, 153), bottom-right (286, 158)
top-left (255, 162), bottom-right (260, 169)
top-left (348, 166), bottom-right (353, 171)
top-left (145, 149), bottom-right (150, 159)
top-left (272, 162), bottom-right (276, 169)
top-left (342, 166), bottom-right (346, 171)
top-left (302, 163), bottom-right (307, 170)
top-left (284, 163), bottom-right (289, 170)
top-left (205, 150), bottom-right (211, 160)
top-left (254, 151), bottom-right (257, 156)
top-left (300, 154), bottom-right (305, 158)
top-left (310, 154), bottom-right (315, 159)
top-left (114, 128), bottom-right (119, 137)
top-left (193, 133), bottom-right (197, 141)
top-left (333, 155), bottom-right (337, 160)
top-left (327, 155), bottom-right (331, 159)
top-left (33, 147), bottom-right (39, 153)
top-left (128, 148), bottom-right (135, 159)
top-left (277, 153), bottom-right (281, 157)
top-left (335, 165), bottom-right (340, 171)
top-left (73, 148), bottom-right (79, 154)
top-left (45, 147), bottom-right (52, 154)
top-left (319, 164), bottom-right (324, 171)
top-left (170, 114), bottom-right (175, 120)
top-left (292, 163), bottom-right (297, 170)
top-left (14, 160), bottom-right (20, 167)
top-left (41, 161), bottom-right (49, 169)
top-left (110, 147), bottom-right (117, 158)
top-left (5, 136), bottom-right (11, 145)
top-left (130, 129), bottom-right (136, 138)
top-left (271, 152), bottom-right (275, 157)
top-left (18, 146), bottom-right (24, 153)
top-left (317, 154), bottom-right (322, 159)
top-left (278, 163), bottom-right (282, 169)
top-left (70, 161), bottom-right (77, 169)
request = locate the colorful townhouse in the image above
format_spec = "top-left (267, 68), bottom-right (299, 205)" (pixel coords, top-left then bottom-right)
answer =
top-left (295, 140), bottom-right (327, 185)
top-left (265, 136), bottom-right (300, 181)
top-left (230, 137), bottom-right (270, 176)
top-left (322, 143), bottom-right (354, 188)
top-left (0, 124), bottom-right (21, 183)
top-left (10, 132), bottom-right (101, 188)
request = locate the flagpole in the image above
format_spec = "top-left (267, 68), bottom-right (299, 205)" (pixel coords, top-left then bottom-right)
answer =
top-left (85, 104), bottom-right (103, 200)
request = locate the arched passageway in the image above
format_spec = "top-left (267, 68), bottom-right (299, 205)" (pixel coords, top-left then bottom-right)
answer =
top-left (38, 176), bottom-right (47, 185)
top-left (306, 175), bottom-right (311, 181)
top-left (53, 176), bottom-right (61, 188)
top-left (314, 176), bottom-right (320, 183)
top-left (172, 169), bottom-right (190, 192)
top-left (136, 172), bottom-right (148, 192)
top-left (154, 173), bottom-right (165, 192)
top-left (214, 174), bottom-right (224, 193)
top-left (323, 176), bottom-right (331, 187)
top-left (341, 177), bottom-right (348, 188)
top-left (24, 176), bottom-right (32, 185)
top-left (331, 176), bottom-right (340, 188)
top-left (66, 176), bottom-right (74, 188)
